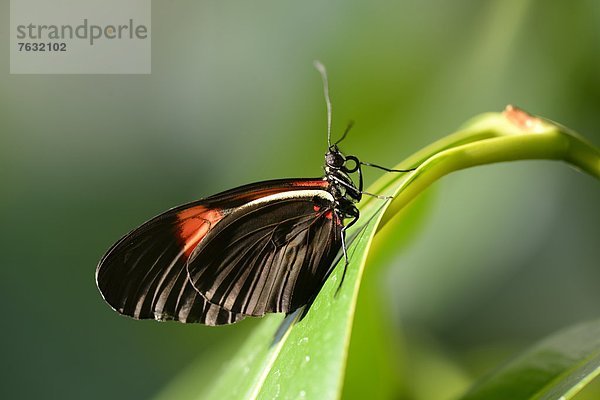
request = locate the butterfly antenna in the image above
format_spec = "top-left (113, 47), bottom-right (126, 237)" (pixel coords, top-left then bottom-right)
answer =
top-left (334, 120), bottom-right (354, 145)
top-left (314, 60), bottom-right (333, 147)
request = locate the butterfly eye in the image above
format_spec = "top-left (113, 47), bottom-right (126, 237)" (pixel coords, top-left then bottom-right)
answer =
top-left (325, 150), bottom-right (345, 168)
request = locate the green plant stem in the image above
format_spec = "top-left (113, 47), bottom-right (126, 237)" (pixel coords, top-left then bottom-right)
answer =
top-left (367, 111), bottom-right (600, 230)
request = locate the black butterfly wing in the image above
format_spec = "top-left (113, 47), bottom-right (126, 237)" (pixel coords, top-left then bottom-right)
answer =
top-left (96, 178), bottom-right (329, 325)
top-left (186, 190), bottom-right (343, 317)
top-left (96, 201), bottom-right (243, 325)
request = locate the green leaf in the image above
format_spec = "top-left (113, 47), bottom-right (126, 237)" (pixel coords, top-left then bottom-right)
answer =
top-left (458, 320), bottom-right (600, 400)
top-left (154, 106), bottom-right (600, 400)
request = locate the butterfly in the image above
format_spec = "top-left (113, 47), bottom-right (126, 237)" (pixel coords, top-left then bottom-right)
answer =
top-left (95, 62), bottom-right (415, 325)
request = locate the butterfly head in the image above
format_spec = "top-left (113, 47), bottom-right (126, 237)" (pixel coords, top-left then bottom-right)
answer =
top-left (325, 145), bottom-right (345, 169)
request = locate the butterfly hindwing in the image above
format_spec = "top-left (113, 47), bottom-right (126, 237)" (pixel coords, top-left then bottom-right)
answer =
top-left (186, 189), bottom-right (343, 317)
top-left (95, 178), bottom-right (329, 325)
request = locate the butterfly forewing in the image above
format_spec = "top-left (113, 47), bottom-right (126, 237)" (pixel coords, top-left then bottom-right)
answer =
top-left (95, 178), bottom-right (329, 325)
top-left (96, 201), bottom-right (243, 325)
top-left (186, 190), bottom-right (343, 317)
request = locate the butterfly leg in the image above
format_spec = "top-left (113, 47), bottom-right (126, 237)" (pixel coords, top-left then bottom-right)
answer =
top-left (335, 207), bottom-right (359, 296)
top-left (362, 191), bottom-right (393, 200)
top-left (330, 175), bottom-right (392, 200)
top-left (359, 161), bottom-right (417, 173)
top-left (338, 156), bottom-right (416, 200)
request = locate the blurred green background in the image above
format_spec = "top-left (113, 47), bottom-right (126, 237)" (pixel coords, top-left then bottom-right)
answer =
top-left (2, 1), bottom-right (599, 399)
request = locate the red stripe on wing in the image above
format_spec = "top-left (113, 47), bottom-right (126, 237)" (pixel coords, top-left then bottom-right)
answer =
top-left (177, 207), bottom-right (225, 257)
top-left (291, 179), bottom-right (329, 188)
